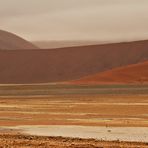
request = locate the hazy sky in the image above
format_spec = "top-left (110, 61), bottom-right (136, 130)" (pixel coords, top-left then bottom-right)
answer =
top-left (1, 0), bottom-right (148, 41)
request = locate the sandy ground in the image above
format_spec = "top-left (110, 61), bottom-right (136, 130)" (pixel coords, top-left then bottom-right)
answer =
top-left (0, 85), bottom-right (148, 147)
top-left (0, 94), bottom-right (148, 127)
top-left (0, 133), bottom-right (148, 148)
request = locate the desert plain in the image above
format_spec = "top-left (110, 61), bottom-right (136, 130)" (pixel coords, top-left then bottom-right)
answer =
top-left (1, 1), bottom-right (148, 146)
top-left (0, 84), bottom-right (148, 147)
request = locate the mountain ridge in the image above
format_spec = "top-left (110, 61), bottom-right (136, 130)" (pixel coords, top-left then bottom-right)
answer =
top-left (0, 30), bottom-right (38, 50)
top-left (0, 39), bottom-right (148, 83)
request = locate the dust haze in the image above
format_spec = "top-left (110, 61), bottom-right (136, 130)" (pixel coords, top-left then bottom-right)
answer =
top-left (1, 0), bottom-right (148, 41)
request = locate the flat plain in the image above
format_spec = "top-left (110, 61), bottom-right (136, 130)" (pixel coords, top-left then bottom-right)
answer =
top-left (0, 84), bottom-right (148, 147)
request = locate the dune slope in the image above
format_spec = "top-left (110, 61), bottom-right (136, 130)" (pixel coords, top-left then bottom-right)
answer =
top-left (0, 30), bottom-right (38, 50)
top-left (0, 40), bottom-right (148, 83)
top-left (72, 61), bottom-right (148, 84)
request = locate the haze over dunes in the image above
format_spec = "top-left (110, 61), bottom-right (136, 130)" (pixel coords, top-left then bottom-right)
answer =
top-left (33, 40), bottom-right (107, 49)
top-left (0, 40), bottom-right (148, 84)
top-left (0, 30), bottom-right (38, 50)
top-left (1, 0), bottom-right (148, 41)
top-left (72, 61), bottom-right (148, 84)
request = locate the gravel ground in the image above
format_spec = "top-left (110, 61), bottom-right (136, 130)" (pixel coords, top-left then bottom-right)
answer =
top-left (0, 134), bottom-right (148, 148)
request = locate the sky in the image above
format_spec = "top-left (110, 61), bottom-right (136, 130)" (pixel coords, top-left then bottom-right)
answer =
top-left (1, 0), bottom-right (148, 41)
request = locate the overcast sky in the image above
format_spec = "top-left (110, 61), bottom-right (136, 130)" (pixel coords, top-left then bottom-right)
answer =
top-left (1, 0), bottom-right (148, 41)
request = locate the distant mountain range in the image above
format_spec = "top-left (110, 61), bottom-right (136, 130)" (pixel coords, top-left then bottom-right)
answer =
top-left (33, 40), bottom-right (108, 49)
top-left (0, 30), bottom-right (148, 84)
top-left (0, 31), bottom-right (148, 84)
top-left (0, 30), bottom-right (38, 50)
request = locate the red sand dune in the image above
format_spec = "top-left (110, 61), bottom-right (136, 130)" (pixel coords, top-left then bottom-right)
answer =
top-left (0, 30), bottom-right (38, 50)
top-left (0, 40), bottom-right (148, 83)
top-left (72, 61), bottom-right (148, 84)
